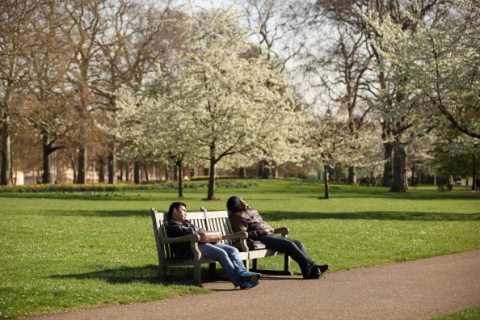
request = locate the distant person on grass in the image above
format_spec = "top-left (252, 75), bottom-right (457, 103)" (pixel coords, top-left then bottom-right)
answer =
top-left (227, 196), bottom-right (329, 279)
top-left (166, 202), bottom-right (261, 289)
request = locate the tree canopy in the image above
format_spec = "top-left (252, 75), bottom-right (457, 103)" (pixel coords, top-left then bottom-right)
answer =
top-left (114, 7), bottom-right (303, 199)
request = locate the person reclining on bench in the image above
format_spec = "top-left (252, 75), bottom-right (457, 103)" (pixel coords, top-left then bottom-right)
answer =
top-left (167, 202), bottom-right (262, 289)
top-left (227, 196), bottom-right (329, 279)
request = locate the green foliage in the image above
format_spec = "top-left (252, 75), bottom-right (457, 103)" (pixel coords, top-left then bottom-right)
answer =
top-left (0, 179), bottom-right (479, 319)
top-left (428, 139), bottom-right (480, 178)
top-left (0, 179), bottom-right (254, 193)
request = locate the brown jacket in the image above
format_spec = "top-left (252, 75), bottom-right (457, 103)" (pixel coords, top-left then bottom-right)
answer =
top-left (230, 207), bottom-right (274, 240)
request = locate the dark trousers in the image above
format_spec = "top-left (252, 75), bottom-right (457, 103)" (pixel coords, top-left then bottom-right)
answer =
top-left (261, 234), bottom-right (315, 275)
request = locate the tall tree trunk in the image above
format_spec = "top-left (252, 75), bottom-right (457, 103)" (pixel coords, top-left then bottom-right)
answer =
top-left (348, 167), bottom-right (356, 184)
top-left (143, 163), bottom-right (149, 181)
top-left (134, 160), bottom-right (140, 184)
top-left (108, 148), bottom-right (116, 184)
top-left (381, 118), bottom-right (393, 188)
top-left (382, 141), bottom-right (393, 187)
top-left (70, 157), bottom-right (77, 184)
top-left (77, 147), bottom-right (87, 184)
top-left (1, 122), bottom-right (12, 186)
top-left (390, 141), bottom-right (408, 192)
top-left (207, 157), bottom-right (216, 200)
top-left (380, 72), bottom-right (393, 188)
top-left (323, 165), bottom-right (330, 199)
top-left (471, 154), bottom-right (476, 191)
top-left (42, 136), bottom-right (51, 184)
top-left (239, 167), bottom-right (246, 178)
top-left (98, 158), bottom-right (105, 183)
top-left (42, 135), bottom-right (64, 184)
top-left (173, 164), bottom-right (178, 181)
top-left (164, 164), bottom-right (169, 181)
top-left (178, 164), bottom-right (184, 198)
top-left (411, 163), bottom-right (416, 186)
top-left (262, 160), bottom-right (271, 179)
top-left (118, 162), bottom-right (123, 181)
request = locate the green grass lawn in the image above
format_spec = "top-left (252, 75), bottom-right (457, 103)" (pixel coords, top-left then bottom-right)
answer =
top-left (1, 179), bottom-right (479, 319)
top-left (429, 305), bottom-right (480, 320)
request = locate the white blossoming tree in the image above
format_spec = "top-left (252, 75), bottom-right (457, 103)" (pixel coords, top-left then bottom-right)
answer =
top-left (303, 110), bottom-right (382, 199)
top-left (361, 0), bottom-right (480, 140)
top-left (115, 6), bottom-right (303, 200)
top-left (112, 87), bottom-right (197, 197)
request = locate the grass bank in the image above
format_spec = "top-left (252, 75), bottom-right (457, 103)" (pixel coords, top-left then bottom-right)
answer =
top-left (1, 179), bottom-right (479, 319)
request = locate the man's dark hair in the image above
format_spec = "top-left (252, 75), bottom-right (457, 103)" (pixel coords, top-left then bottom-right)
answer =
top-left (226, 196), bottom-right (238, 212)
top-left (168, 202), bottom-right (186, 218)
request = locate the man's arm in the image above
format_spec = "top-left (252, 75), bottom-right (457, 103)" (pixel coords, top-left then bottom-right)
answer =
top-left (167, 219), bottom-right (197, 237)
top-left (230, 213), bottom-right (273, 240)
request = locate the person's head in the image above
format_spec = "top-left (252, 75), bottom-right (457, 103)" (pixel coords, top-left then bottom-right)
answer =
top-left (168, 202), bottom-right (187, 222)
top-left (226, 196), bottom-right (248, 212)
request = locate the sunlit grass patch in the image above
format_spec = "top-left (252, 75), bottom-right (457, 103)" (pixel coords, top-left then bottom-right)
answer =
top-left (0, 179), bottom-right (479, 319)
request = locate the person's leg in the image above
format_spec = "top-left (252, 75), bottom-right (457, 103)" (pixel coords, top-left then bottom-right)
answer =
top-left (199, 243), bottom-right (242, 287)
top-left (261, 235), bottom-right (316, 275)
top-left (214, 242), bottom-right (247, 274)
top-left (213, 242), bottom-right (262, 283)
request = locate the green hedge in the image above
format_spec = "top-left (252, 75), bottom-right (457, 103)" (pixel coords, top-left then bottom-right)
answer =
top-left (0, 179), bottom-right (258, 193)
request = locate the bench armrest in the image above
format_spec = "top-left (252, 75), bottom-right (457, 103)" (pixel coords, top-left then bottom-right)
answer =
top-left (222, 231), bottom-right (248, 240)
top-left (159, 233), bottom-right (199, 244)
top-left (273, 227), bottom-right (289, 237)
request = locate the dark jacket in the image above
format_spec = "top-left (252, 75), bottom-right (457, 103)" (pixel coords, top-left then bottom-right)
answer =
top-left (166, 218), bottom-right (204, 259)
top-left (230, 207), bottom-right (274, 240)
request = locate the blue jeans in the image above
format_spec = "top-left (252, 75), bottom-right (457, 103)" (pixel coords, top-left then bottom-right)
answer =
top-left (199, 242), bottom-right (247, 287)
top-left (261, 234), bottom-right (315, 275)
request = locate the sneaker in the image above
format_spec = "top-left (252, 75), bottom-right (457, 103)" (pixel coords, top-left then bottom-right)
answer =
top-left (240, 280), bottom-right (260, 289)
top-left (238, 271), bottom-right (262, 282)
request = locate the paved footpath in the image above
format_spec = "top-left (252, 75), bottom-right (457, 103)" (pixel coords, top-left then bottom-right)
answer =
top-left (37, 250), bottom-right (480, 320)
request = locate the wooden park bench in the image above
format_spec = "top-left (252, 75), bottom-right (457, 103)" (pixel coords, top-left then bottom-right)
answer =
top-left (151, 207), bottom-right (292, 286)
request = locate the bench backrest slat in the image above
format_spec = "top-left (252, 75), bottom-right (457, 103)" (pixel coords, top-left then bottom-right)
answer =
top-left (153, 210), bottom-right (215, 258)
top-left (153, 209), bottom-right (241, 253)
top-left (204, 211), bottom-right (235, 245)
top-left (152, 210), bottom-right (170, 259)
top-left (153, 211), bottom-right (207, 258)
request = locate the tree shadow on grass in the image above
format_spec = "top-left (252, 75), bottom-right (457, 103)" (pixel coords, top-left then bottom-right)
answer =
top-left (262, 211), bottom-right (480, 222)
top-left (50, 265), bottom-right (160, 284)
top-left (306, 191), bottom-right (480, 201)
top-left (43, 207), bottom-right (480, 221)
top-left (0, 192), bottom-right (182, 202)
top-left (50, 264), bottom-right (221, 286)
top-left (46, 209), bottom-right (151, 217)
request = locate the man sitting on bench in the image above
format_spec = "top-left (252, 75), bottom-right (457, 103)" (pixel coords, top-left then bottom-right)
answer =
top-left (227, 196), bottom-right (329, 279)
top-left (167, 202), bottom-right (261, 289)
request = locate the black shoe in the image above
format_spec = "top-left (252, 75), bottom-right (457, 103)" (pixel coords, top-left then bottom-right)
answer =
top-left (303, 271), bottom-right (324, 279)
top-left (317, 264), bottom-right (329, 273)
top-left (303, 264), bottom-right (328, 279)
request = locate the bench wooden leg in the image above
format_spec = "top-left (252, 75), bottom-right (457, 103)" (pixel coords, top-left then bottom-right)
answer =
top-left (251, 256), bottom-right (293, 275)
top-left (252, 258), bottom-right (259, 271)
top-left (193, 262), bottom-right (202, 286)
top-left (243, 259), bottom-right (249, 271)
top-left (208, 262), bottom-right (216, 277)
top-left (159, 264), bottom-right (167, 282)
top-left (284, 255), bottom-right (292, 274)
